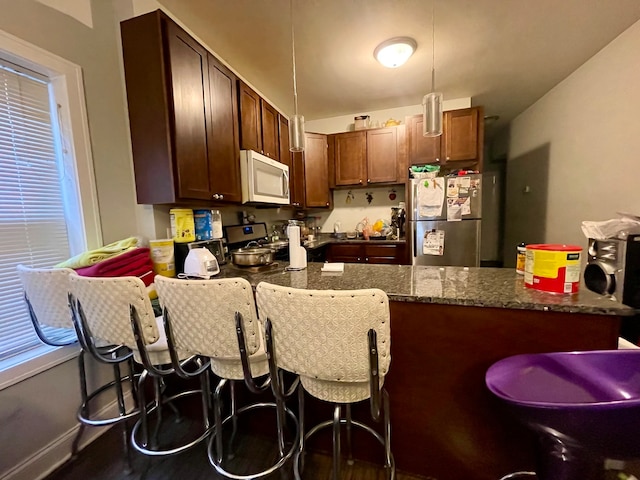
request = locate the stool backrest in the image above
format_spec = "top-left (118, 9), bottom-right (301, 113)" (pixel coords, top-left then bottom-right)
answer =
top-left (255, 282), bottom-right (391, 382)
top-left (17, 265), bottom-right (75, 329)
top-left (68, 275), bottom-right (159, 347)
top-left (154, 276), bottom-right (260, 358)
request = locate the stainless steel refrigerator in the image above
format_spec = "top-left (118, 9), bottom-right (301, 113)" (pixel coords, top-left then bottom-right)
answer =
top-left (408, 173), bottom-right (482, 267)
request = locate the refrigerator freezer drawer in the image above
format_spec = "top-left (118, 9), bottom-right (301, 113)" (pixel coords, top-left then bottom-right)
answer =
top-left (410, 220), bottom-right (481, 267)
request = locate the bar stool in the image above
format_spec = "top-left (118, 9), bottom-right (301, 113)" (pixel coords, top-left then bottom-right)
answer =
top-left (154, 275), bottom-right (298, 479)
top-left (485, 350), bottom-right (640, 480)
top-left (17, 265), bottom-right (137, 462)
top-left (255, 282), bottom-right (394, 480)
top-left (68, 274), bottom-right (211, 457)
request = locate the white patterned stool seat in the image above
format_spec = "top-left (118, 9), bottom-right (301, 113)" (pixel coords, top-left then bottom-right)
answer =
top-left (256, 282), bottom-right (394, 480)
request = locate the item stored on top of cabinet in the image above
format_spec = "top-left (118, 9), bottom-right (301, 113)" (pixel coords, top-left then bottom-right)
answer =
top-left (354, 115), bottom-right (370, 130)
top-left (170, 209), bottom-right (195, 243)
top-left (406, 107), bottom-right (484, 171)
top-left (516, 243), bottom-right (527, 274)
top-left (331, 125), bottom-right (406, 187)
top-left (121, 10), bottom-right (241, 204)
top-left (524, 244), bottom-right (582, 294)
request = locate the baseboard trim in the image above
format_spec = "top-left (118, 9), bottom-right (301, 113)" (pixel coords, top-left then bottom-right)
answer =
top-left (1, 391), bottom-right (134, 480)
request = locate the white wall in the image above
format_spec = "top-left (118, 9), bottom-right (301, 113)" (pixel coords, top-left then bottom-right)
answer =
top-left (0, 1), bottom-right (137, 478)
top-left (306, 98), bottom-right (472, 134)
top-left (506, 19), bottom-right (640, 258)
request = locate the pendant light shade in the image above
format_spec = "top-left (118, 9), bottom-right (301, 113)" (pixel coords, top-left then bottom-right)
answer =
top-left (423, 92), bottom-right (443, 137)
top-left (423, 0), bottom-right (443, 137)
top-left (289, 0), bottom-right (305, 152)
top-left (290, 114), bottom-right (305, 152)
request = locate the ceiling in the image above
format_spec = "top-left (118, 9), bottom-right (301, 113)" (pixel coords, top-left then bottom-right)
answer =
top-left (157, 0), bottom-right (640, 137)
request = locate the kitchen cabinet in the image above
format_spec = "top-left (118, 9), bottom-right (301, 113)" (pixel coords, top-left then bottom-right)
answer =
top-left (121, 10), bottom-right (241, 204)
top-left (328, 243), bottom-right (407, 265)
top-left (333, 127), bottom-right (402, 186)
top-left (303, 133), bottom-right (331, 208)
top-left (289, 152), bottom-right (306, 208)
top-left (238, 81), bottom-right (281, 161)
top-left (406, 107), bottom-right (484, 170)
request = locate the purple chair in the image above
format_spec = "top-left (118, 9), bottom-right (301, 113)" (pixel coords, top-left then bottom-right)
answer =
top-left (485, 350), bottom-right (640, 480)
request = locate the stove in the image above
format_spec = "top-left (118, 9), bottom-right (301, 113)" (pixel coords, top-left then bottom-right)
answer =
top-left (225, 223), bottom-right (290, 262)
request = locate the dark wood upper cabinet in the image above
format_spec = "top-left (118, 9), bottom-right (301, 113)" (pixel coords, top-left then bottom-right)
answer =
top-left (334, 131), bottom-right (366, 186)
top-left (206, 55), bottom-right (241, 202)
top-left (121, 10), bottom-right (241, 204)
top-left (367, 127), bottom-right (398, 183)
top-left (407, 115), bottom-right (441, 165)
top-left (290, 151), bottom-right (306, 208)
top-left (238, 81), bottom-right (281, 161)
top-left (406, 107), bottom-right (484, 170)
top-left (261, 102), bottom-right (279, 160)
top-left (238, 81), bottom-right (262, 153)
top-left (444, 107), bottom-right (481, 163)
top-left (304, 133), bottom-right (331, 208)
top-left (333, 128), bottom-right (401, 186)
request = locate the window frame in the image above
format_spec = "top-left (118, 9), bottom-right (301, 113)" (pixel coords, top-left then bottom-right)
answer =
top-left (0, 28), bottom-right (101, 390)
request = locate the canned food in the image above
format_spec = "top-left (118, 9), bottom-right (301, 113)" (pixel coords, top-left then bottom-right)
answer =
top-left (516, 243), bottom-right (526, 275)
top-left (524, 244), bottom-right (582, 294)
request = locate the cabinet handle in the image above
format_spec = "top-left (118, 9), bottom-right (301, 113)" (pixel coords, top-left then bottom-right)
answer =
top-left (219, 194), bottom-right (224, 200)
top-left (359, 180), bottom-right (363, 184)
top-left (365, 257), bottom-right (369, 262)
top-left (212, 194), bottom-right (219, 200)
top-left (326, 202), bottom-right (329, 206)
top-left (446, 156), bottom-right (450, 160)
top-left (367, 178), bottom-right (371, 183)
top-left (357, 257), bottom-right (361, 262)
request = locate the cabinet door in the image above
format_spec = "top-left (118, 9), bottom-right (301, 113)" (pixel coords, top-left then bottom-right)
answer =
top-left (367, 127), bottom-right (397, 183)
top-left (238, 81), bottom-right (262, 153)
top-left (334, 131), bottom-right (366, 186)
top-left (407, 114), bottom-right (441, 165)
top-left (444, 108), bottom-right (479, 162)
top-left (206, 54), bottom-right (241, 203)
top-left (261, 101), bottom-right (280, 160)
top-left (364, 244), bottom-right (406, 264)
top-left (328, 244), bottom-right (363, 263)
top-left (290, 151), bottom-right (306, 208)
top-left (167, 21), bottom-right (212, 200)
top-left (304, 133), bottom-right (330, 208)
top-left (279, 115), bottom-right (290, 167)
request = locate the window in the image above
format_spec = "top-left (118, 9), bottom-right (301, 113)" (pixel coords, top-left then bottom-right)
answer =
top-left (0, 29), bottom-right (100, 385)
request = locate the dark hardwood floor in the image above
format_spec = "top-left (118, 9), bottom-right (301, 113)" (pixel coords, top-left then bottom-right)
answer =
top-left (46, 401), bottom-right (429, 480)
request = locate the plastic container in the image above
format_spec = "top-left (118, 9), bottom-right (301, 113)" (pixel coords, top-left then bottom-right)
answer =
top-left (516, 243), bottom-right (527, 274)
top-left (169, 208), bottom-right (195, 243)
top-left (149, 239), bottom-right (176, 277)
top-left (354, 115), bottom-right (370, 130)
top-left (211, 210), bottom-right (223, 239)
top-left (194, 209), bottom-right (213, 241)
top-left (524, 244), bottom-right (583, 294)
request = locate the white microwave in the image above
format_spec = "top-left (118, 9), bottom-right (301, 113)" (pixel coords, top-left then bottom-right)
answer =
top-left (240, 150), bottom-right (290, 205)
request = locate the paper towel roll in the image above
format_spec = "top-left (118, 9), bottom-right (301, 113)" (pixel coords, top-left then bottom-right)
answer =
top-left (287, 225), bottom-right (307, 270)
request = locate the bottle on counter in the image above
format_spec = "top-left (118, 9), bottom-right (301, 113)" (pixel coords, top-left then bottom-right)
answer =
top-left (516, 242), bottom-right (527, 274)
top-left (211, 210), bottom-right (223, 239)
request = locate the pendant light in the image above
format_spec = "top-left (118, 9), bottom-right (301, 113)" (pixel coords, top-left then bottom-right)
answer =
top-left (423, 0), bottom-right (443, 137)
top-left (289, 0), bottom-right (305, 152)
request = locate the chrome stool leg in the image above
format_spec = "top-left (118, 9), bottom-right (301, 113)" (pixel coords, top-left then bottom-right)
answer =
top-left (332, 405), bottom-right (341, 480)
top-left (499, 473), bottom-right (537, 479)
top-left (345, 404), bottom-right (354, 466)
top-left (71, 350), bottom-right (88, 457)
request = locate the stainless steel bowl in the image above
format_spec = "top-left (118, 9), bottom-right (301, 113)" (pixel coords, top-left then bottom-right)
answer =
top-left (230, 247), bottom-right (275, 266)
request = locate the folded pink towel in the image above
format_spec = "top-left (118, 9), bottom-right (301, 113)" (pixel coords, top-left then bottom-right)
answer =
top-left (76, 247), bottom-right (156, 287)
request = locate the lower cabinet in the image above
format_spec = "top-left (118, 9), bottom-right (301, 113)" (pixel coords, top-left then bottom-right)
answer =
top-left (328, 243), bottom-right (407, 265)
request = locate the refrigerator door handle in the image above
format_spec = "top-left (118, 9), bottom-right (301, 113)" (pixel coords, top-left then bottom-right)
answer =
top-left (413, 225), bottom-right (417, 258)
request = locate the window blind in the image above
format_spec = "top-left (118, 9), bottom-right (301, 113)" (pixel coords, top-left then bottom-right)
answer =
top-left (0, 61), bottom-right (75, 362)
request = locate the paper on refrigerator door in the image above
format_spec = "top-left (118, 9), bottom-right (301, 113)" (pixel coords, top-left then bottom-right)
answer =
top-left (423, 230), bottom-right (445, 256)
top-left (418, 177), bottom-right (445, 217)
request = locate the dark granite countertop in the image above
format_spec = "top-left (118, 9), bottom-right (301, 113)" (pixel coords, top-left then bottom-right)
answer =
top-left (218, 262), bottom-right (635, 316)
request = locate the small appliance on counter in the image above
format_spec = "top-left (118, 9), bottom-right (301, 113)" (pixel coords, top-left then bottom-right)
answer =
top-left (181, 248), bottom-right (220, 279)
top-left (584, 233), bottom-right (640, 308)
top-left (174, 239), bottom-right (226, 276)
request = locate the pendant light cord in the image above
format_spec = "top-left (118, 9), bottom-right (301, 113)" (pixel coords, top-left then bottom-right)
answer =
top-left (431, 0), bottom-right (436, 92)
top-left (291, 0), bottom-right (299, 115)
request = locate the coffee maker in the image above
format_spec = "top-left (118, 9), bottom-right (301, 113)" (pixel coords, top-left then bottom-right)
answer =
top-left (390, 203), bottom-right (406, 240)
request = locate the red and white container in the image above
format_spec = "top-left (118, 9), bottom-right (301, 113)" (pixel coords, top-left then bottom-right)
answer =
top-left (524, 244), bottom-right (582, 294)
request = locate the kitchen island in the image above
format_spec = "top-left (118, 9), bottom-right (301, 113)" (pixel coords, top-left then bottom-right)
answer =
top-left (218, 262), bottom-right (634, 480)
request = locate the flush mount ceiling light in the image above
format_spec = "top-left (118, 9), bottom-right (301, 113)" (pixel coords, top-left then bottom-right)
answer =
top-left (374, 37), bottom-right (417, 68)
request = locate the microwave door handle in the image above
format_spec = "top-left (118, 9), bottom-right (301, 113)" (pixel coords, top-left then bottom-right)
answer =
top-left (283, 170), bottom-right (289, 196)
